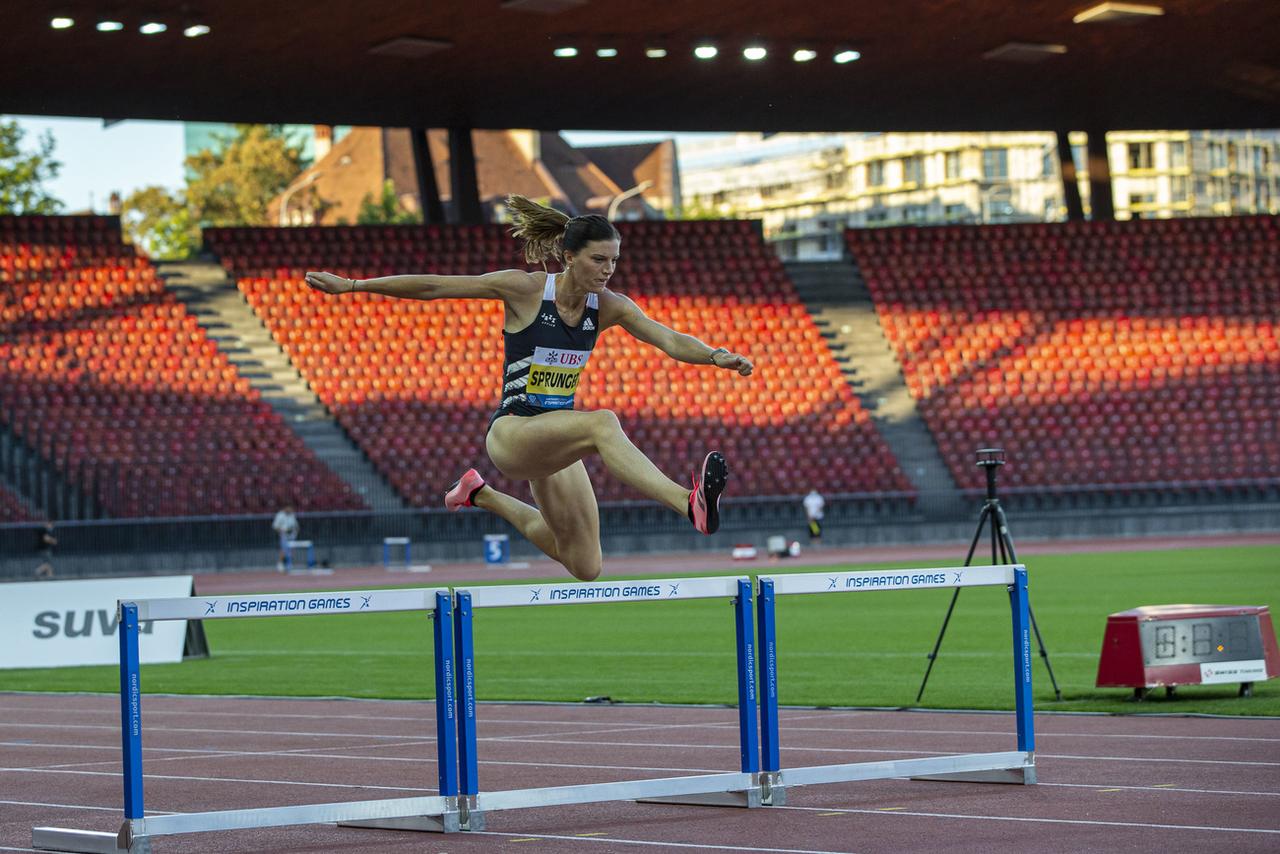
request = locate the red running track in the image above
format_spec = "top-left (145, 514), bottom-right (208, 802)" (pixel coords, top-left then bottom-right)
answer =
top-left (2, 693), bottom-right (1278, 853)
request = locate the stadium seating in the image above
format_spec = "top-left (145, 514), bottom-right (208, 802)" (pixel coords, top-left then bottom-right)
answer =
top-left (1, 215), bottom-right (365, 517)
top-left (207, 221), bottom-right (910, 505)
top-left (0, 482), bottom-right (40, 523)
top-left (847, 216), bottom-right (1280, 495)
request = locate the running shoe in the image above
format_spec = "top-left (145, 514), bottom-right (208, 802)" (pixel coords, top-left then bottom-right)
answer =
top-left (445, 468), bottom-right (486, 511)
top-left (687, 451), bottom-right (728, 535)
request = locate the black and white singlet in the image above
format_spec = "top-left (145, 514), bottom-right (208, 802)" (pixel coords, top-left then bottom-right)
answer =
top-left (489, 273), bottom-right (600, 430)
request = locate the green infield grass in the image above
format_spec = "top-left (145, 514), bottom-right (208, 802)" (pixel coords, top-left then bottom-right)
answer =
top-left (3, 544), bottom-right (1277, 716)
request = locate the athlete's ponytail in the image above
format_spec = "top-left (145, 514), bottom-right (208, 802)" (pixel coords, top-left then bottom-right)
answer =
top-left (505, 194), bottom-right (620, 266)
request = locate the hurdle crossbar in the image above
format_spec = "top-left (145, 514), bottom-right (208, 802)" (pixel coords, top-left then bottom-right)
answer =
top-left (756, 564), bottom-right (1036, 804)
top-left (33, 587), bottom-right (461, 854)
top-left (451, 575), bottom-right (764, 831)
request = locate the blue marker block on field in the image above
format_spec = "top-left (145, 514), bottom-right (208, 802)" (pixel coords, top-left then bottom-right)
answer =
top-left (483, 534), bottom-right (509, 565)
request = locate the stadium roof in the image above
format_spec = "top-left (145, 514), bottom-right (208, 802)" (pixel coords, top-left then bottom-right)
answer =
top-left (2, 1), bottom-right (1278, 132)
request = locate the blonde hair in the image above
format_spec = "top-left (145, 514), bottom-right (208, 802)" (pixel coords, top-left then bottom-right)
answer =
top-left (506, 194), bottom-right (571, 264)
top-left (506, 194), bottom-right (621, 266)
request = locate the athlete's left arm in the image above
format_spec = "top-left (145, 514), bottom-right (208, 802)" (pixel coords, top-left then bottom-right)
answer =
top-left (602, 292), bottom-right (754, 376)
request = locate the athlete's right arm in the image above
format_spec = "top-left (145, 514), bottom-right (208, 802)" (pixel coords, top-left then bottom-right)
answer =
top-left (305, 269), bottom-right (538, 301)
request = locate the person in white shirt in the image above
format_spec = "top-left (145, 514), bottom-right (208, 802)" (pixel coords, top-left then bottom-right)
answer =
top-left (272, 506), bottom-right (299, 571)
top-left (802, 489), bottom-right (825, 542)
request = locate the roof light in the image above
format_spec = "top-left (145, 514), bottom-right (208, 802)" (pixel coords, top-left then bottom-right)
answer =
top-left (96, 20), bottom-right (124, 32)
top-left (139, 22), bottom-right (167, 35)
top-left (553, 46), bottom-right (578, 58)
top-left (183, 24), bottom-right (211, 37)
top-left (50, 17), bottom-right (75, 29)
top-left (792, 48), bottom-right (817, 62)
top-left (834, 49), bottom-right (861, 64)
top-left (743, 46), bottom-right (767, 61)
top-left (596, 47), bottom-right (618, 58)
top-left (1073, 2), bottom-right (1164, 23)
top-left (694, 44), bottom-right (718, 60)
top-left (645, 47), bottom-right (667, 58)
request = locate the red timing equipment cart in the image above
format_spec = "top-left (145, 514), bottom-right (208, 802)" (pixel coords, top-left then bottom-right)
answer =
top-left (1096, 604), bottom-right (1279, 699)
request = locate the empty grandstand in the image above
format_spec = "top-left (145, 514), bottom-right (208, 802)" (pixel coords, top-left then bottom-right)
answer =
top-left (848, 215), bottom-right (1280, 500)
top-left (0, 215), bottom-right (366, 519)
top-left (206, 220), bottom-right (911, 507)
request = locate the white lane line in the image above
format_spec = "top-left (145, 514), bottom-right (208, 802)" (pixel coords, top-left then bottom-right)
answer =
top-left (769, 725), bottom-right (1280, 744)
top-left (779, 804), bottom-right (1280, 835)
top-left (468, 737), bottom-right (1280, 768)
top-left (0, 704), bottom-right (739, 729)
top-left (0, 799), bottom-right (170, 815)
top-left (0, 722), bottom-right (437, 741)
top-left (475, 831), bottom-right (857, 853)
top-left (0, 767), bottom-right (437, 793)
top-left (1037, 782), bottom-right (1280, 797)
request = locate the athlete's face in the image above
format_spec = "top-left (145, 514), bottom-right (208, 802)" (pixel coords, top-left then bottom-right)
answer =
top-left (566, 238), bottom-right (620, 292)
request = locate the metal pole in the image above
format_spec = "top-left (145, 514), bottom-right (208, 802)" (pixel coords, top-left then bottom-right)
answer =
top-left (118, 603), bottom-right (145, 820)
top-left (452, 592), bottom-right (479, 829)
top-left (432, 592), bottom-right (458, 798)
top-left (732, 579), bottom-right (760, 775)
top-left (1008, 568), bottom-right (1035, 752)
top-left (756, 579), bottom-right (781, 802)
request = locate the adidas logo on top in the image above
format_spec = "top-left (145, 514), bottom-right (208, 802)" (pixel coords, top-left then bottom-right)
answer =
top-left (582, 317), bottom-right (595, 331)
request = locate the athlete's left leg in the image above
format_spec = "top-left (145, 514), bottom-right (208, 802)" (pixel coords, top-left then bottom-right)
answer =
top-left (528, 461), bottom-right (602, 581)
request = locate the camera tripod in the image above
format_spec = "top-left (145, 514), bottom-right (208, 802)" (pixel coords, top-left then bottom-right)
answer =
top-left (916, 448), bottom-right (1062, 703)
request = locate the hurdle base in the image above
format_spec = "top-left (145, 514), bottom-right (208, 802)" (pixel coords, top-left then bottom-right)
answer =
top-left (338, 811), bottom-right (461, 833)
top-left (31, 826), bottom-right (145, 854)
top-left (911, 764), bottom-right (1036, 785)
top-left (637, 787), bottom-right (764, 808)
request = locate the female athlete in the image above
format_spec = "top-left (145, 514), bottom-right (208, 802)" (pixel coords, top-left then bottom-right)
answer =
top-left (305, 195), bottom-right (754, 581)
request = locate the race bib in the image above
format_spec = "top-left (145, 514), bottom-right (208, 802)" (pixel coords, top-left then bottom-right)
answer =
top-left (526, 346), bottom-right (591, 408)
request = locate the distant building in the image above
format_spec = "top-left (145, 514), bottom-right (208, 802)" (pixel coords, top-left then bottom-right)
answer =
top-left (266, 128), bottom-right (678, 227)
top-left (1099, 130), bottom-right (1280, 220)
top-left (680, 131), bottom-right (1280, 261)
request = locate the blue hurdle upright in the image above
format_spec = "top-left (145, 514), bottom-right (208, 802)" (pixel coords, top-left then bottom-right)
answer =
top-left (33, 587), bottom-right (461, 853)
top-left (450, 575), bottom-right (767, 832)
top-left (756, 564), bottom-right (1036, 805)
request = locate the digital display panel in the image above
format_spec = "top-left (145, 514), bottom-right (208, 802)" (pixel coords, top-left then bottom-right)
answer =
top-left (1139, 615), bottom-right (1264, 667)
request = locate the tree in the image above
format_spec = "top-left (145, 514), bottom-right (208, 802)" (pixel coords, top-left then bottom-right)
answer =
top-left (121, 185), bottom-right (197, 260)
top-left (185, 124), bottom-right (309, 226)
top-left (0, 119), bottom-right (64, 215)
top-left (357, 179), bottom-right (423, 225)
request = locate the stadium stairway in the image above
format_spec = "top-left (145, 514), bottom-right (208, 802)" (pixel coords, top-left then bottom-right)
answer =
top-left (0, 420), bottom-right (97, 520)
top-left (159, 260), bottom-right (407, 512)
top-left (785, 260), bottom-right (963, 517)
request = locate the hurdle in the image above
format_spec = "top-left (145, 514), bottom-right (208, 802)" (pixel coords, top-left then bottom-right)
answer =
top-left (33, 586), bottom-right (462, 853)
top-left (755, 564), bottom-right (1035, 806)
top-left (450, 575), bottom-right (766, 831)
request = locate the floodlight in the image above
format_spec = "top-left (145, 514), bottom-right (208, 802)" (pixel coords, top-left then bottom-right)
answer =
top-left (96, 20), bottom-right (125, 32)
top-left (834, 49), bottom-right (861, 64)
top-left (140, 22), bottom-right (167, 35)
top-left (183, 24), bottom-right (211, 37)
top-left (743, 46), bottom-right (767, 61)
top-left (694, 44), bottom-right (718, 59)
top-left (792, 48), bottom-right (817, 62)
top-left (645, 47), bottom-right (667, 58)
top-left (50, 17), bottom-right (75, 29)
top-left (553, 46), bottom-right (579, 58)
top-left (596, 47), bottom-right (618, 58)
